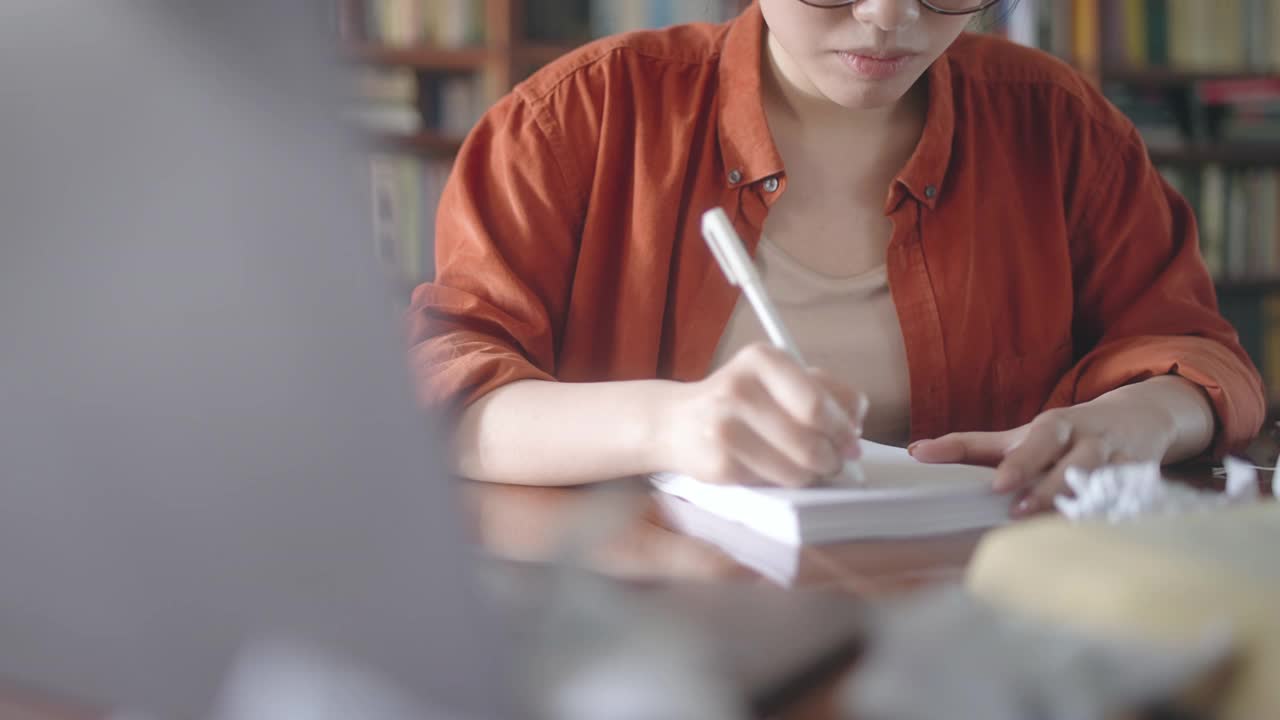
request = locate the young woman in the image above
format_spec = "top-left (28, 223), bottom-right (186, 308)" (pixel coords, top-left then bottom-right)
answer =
top-left (407, 0), bottom-right (1264, 516)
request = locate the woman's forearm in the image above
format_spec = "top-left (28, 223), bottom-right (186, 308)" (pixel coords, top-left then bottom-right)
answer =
top-left (453, 379), bottom-right (682, 485)
top-left (452, 344), bottom-right (867, 488)
top-left (1094, 375), bottom-right (1217, 463)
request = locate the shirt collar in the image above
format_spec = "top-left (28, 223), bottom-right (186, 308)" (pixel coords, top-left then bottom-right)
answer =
top-left (718, 2), bottom-right (957, 210)
top-left (888, 52), bottom-right (955, 213)
top-left (716, 2), bottom-right (784, 189)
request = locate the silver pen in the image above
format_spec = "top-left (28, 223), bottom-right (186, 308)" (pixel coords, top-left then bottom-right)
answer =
top-left (700, 207), bottom-right (866, 485)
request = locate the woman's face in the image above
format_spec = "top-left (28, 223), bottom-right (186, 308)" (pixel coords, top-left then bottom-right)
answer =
top-left (759, 0), bottom-right (974, 110)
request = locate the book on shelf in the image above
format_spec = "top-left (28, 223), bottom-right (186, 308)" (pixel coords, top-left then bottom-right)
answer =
top-left (349, 0), bottom-right (744, 50)
top-left (1106, 83), bottom-right (1186, 147)
top-left (1158, 165), bottom-right (1280, 280)
top-left (420, 74), bottom-right (486, 137)
top-left (345, 0), bottom-right (486, 48)
top-left (1199, 77), bottom-right (1280, 143)
top-left (1005, 0), bottom-right (1280, 72)
top-left (586, 0), bottom-right (739, 39)
top-left (522, 0), bottom-right (742, 44)
top-left (346, 66), bottom-right (422, 134)
top-left (1111, 0), bottom-right (1279, 71)
top-left (523, 0), bottom-right (592, 45)
top-left (1102, 72), bottom-right (1280, 159)
top-left (1002, 0), bottom-right (1062, 52)
top-left (345, 67), bottom-right (485, 141)
top-left (369, 154), bottom-right (450, 287)
top-left (990, 0), bottom-right (1091, 60)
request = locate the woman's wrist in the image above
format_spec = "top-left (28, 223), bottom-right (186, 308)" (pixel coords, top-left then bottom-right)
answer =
top-left (1151, 375), bottom-right (1217, 461)
top-left (1093, 375), bottom-right (1216, 463)
top-left (635, 379), bottom-right (691, 475)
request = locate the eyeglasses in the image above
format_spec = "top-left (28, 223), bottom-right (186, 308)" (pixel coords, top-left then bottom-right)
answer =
top-left (794, 0), bottom-right (1002, 15)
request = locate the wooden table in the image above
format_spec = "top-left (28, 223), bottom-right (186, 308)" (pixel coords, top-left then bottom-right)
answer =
top-left (468, 480), bottom-right (985, 595)
top-left (467, 481), bottom-right (993, 720)
top-left (4, 460), bottom-right (1271, 720)
top-left (465, 462), bottom-right (1271, 720)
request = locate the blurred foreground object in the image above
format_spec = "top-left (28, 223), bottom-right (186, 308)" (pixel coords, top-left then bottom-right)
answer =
top-left (968, 505), bottom-right (1280, 719)
top-left (482, 483), bottom-right (865, 720)
top-left (209, 640), bottom-right (443, 720)
top-left (0, 3), bottom-right (513, 718)
top-left (844, 587), bottom-right (1234, 720)
top-left (515, 483), bottom-right (743, 720)
top-left (1055, 459), bottom-right (1263, 521)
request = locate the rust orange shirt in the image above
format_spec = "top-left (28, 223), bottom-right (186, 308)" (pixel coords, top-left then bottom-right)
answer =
top-left (407, 3), bottom-right (1264, 454)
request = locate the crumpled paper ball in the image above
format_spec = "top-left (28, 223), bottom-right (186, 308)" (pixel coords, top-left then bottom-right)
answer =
top-left (1054, 458), bottom-right (1263, 522)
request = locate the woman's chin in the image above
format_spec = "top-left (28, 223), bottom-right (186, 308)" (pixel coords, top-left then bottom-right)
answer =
top-left (817, 81), bottom-right (913, 112)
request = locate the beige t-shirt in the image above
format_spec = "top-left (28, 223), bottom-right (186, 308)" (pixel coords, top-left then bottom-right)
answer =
top-left (709, 237), bottom-right (912, 446)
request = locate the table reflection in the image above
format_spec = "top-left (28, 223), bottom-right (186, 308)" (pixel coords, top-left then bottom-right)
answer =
top-left (464, 479), bottom-right (985, 597)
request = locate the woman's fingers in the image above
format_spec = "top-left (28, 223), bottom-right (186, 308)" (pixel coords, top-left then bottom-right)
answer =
top-left (908, 429), bottom-right (1020, 467)
top-left (808, 367), bottom-right (868, 451)
top-left (735, 344), bottom-right (857, 446)
top-left (684, 343), bottom-right (871, 487)
top-left (707, 416), bottom-right (821, 488)
top-left (735, 379), bottom-right (844, 479)
top-left (1013, 435), bottom-right (1114, 517)
top-left (992, 413), bottom-right (1074, 494)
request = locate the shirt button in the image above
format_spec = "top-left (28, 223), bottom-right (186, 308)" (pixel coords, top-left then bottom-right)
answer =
top-left (924, 184), bottom-right (938, 199)
top-left (728, 169), bottom-right (743, 185)
top-left (762, 176), bottom-right (780, 193)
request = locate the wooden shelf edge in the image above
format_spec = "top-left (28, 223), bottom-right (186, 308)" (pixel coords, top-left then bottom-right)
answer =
top-left (368, 130), bottom-right (464, 155)
top-left (1214, 276), bottom-right (1280, 294)
top-left (1149, 144), bottom-right (1280, 166)
top-left (346, 43), bottom-right (490, 70)
top-left (1101, 66), bottom-right (1280, 87)
top-left (514, 42), bottom-right (584, 66)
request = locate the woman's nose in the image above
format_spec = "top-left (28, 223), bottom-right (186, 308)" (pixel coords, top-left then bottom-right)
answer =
top-left (850, 0), bottom-right (922, 32)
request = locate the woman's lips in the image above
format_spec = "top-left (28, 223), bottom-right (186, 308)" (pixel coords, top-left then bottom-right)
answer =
top-left (835, 50), bottom-right (916, 80)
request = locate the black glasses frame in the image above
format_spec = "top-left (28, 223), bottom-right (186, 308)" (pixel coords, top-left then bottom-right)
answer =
top-left (794, 0), bottom-right (1002, 16)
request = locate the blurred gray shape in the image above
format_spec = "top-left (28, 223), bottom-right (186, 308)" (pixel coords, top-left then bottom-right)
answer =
top-left (0, 3), bottom-right (512, 719)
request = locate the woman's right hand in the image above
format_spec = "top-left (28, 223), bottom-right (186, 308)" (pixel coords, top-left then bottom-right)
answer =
top-left (655, 343), bottom-right (866, 488)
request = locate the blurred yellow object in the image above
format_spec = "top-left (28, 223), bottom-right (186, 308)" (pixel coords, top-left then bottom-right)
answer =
top-left (967, 504), bottom-right (1280, 720)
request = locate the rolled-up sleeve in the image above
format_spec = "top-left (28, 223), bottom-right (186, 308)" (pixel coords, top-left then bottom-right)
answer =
top-left (405, 91), bottom-right (586, 411)
top-left (1045, 122), bottom-right (1265, 456)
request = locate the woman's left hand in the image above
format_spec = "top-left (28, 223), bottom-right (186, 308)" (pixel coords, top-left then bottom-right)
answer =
top-left (907, 377), bottom-right (1217, 518)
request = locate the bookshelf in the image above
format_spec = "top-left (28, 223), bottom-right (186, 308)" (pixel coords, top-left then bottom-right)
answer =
top-left (348, 43), bottom-right (490, 70)
top-left (1147, 144), bottom-right (1280, 167)
top-left (372, 129), bottom-right (464, 154)
top-left (340, 0), bottom-right (745, 289)
top-left (341, 0), bottom-right (748, 154)
top-left (1033, 0), bottom-right (1280, 409)
top-left (1099, 67), bottom-right (1280, 88)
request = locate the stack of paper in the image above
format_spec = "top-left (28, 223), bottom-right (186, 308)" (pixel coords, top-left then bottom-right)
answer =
top-left (652, 442), bottom-right (1010, 545)
top-left (654, 491), bottom-right (803, 585)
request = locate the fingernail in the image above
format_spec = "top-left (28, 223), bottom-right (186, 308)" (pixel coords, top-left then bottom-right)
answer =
top-left (844, 441), bottom-right (862, 460)
top-left (823, 448), bottom-right (842, 477)
top-left (907, 440), bottom-right (925, 457)
top-left (993, 471), bottom-right (1019, 494)
top-left (1013, 498), bottom-right (1036, 516)
top-left (841, 427), bottom-right (860, 449)
top-left (823, 397), bottom-right (853, 429)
